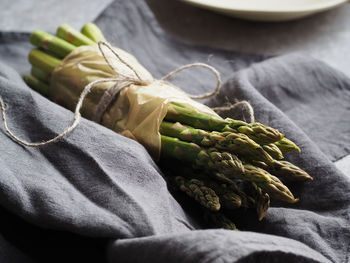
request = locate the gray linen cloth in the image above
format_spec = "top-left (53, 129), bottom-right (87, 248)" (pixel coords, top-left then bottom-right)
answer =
top-left (0, 0), bottom-right (349, 262)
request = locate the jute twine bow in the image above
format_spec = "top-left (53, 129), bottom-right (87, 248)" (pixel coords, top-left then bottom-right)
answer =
top-left (0, 40), bottom-right (254, 147)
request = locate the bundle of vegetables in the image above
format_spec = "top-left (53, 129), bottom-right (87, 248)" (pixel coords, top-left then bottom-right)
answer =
top-left (23, 23), bottom-right (313, 230)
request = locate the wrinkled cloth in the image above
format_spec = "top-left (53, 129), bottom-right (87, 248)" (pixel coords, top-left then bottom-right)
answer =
top-left (0, 0), bottom-right (350, 263)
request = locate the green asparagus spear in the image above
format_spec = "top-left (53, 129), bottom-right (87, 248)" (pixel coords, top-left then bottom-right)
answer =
top-left (160, 121), bottom-right (275, 165)
top-left (206, 172), bottom-right (255, 208)
top-left (271, 160), bottom-right (313, 181)
top-left (165, 102), bottom-right (284, 144)
top-left (161, 135), bottom-right (244, 174)
top-left (28, 49), bottom-right (61, 74)
top-left (23, 74), bottom-right (50, 96)
top-left (30, 30), bottom-right (75, 58)
top-left (31, 66), bottom-right (51, 84)
top-left (252, 160), bottom-right (312, 182)
top-left (266, 174), bottom-right (299, 203)
top-left (243, 164), bottom-right (297, 203)
top-left (205, 181), bottom-right (242, 210)
top-left (263, 143), bottom-right (284, 160)
top-left (274, 137), bottom-right (301, 153)
top-left (81, 22), bottom-right (106, 42)
top-left (224, 119), bottom-right (284, 145)
top-left (249, 183), bottom-right (270, 221)
top-left (174, 176), bottom-right (220, 211)
top-left (200, 171), bottom-right (250, 208)
top-left (165, 102), bottom-right (228, 131)
top-left (57, 23), bottom-right (96, 46)
top-left (204, 211), bottom-right (238, 230)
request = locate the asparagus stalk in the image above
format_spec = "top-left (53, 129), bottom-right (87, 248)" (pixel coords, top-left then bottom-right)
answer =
top-left (242, 164), bottom-right (297, 203)
top-left (224, 119), bottom-right (284, 145)
top-left (161, 135), bottom-right (244, 173)
top-left (23, 74), bottom-right (50, 96)
top-left (205, 181), bottom-right (242, 210)
top-left (31, 66), bottom-right (51, 84)
top-left (212, 173), bottom-right (251, 208)
top-left (160, 121), bottom-right (275, 165)
top-left (165, 102), bottom-right (228, 131)
top-left (165, 102), bottom-right (284, 144)
top-left (207, 171), bottom-right (237, 186)
top-left (28, 49), bottom-right (61, 74)
top-left (252, 160), bottom-right (312, 182)
top-left (274, 137), bottom-right (301, 153)
top-left (30, 30), bottom-right (75, 58)
top-left (263, 143), bottom-right (284, 160)
top-left (81, 22), bottom-right (106, 42)
top-left (249, 183), bottom-right (270, 221)
top-left (207, 174), bottom-right (258, 210)
top-left (271, 160), bottom-right (313, 181)
top-left (160, 121), bottom-right (221, 146)
top-left (204, 211), bottom-right (238, 230)
top-left (57, 23), bottom-right (96, 46)
top-left (174, 176), bottom-right (220, 211)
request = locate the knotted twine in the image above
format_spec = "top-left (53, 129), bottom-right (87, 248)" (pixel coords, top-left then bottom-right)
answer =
top-left (0, 40), bottom-right (254, 147)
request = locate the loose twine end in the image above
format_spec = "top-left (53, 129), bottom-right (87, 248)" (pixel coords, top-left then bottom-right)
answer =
top-left (0, 40), bottom-right (255, 147)
top-left (212, 100), bottom-right (255, 123)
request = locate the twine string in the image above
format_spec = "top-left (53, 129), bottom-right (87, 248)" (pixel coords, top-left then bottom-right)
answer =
top-left (98, 41), bottom-right (145, 82)
top-left (161, 62), bottom-right (221, 100)
top-left (0, 40), bottom-right (254, 147)
top-left (212, 100), bottom-right (255, 123)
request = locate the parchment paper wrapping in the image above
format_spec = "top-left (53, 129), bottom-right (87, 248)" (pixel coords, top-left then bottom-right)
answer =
top-left (50, 45), bottom-right (221, 159)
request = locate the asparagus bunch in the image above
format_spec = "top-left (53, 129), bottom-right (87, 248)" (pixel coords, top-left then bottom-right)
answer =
top-left (23, 23), bottom-right (313, 230)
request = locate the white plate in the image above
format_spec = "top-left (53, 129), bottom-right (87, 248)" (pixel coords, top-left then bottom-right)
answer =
top-left (181, 0), bottom-right (348, 21)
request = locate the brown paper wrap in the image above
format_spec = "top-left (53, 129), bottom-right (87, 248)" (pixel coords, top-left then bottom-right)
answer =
top-left (50, 45), bottom-right (221, 159)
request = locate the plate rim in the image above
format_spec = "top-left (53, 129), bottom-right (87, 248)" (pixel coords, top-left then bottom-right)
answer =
top-left (181, 0), bottom-right (348, 14)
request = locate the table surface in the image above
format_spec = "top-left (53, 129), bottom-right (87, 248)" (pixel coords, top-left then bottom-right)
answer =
top-left (147, 0), bottom-right (350, 77)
